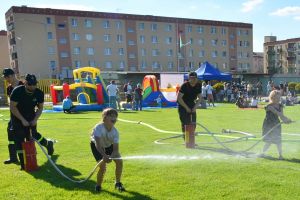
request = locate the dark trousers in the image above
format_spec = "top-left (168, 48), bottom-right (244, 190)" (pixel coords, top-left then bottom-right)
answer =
top-left (63, 105), bottom-right (76, 113)
top-left (6, 120), bottom-right (17, 161)
top-left (14, 125), bottom-right (48, 169)
top-left (135, 98), bottom-right (142, 111)
top-left (178, 106), bottom-right (196, 133)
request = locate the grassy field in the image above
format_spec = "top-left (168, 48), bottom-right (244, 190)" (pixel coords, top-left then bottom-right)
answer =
top-left (1, 104), bottom-right (300, 200)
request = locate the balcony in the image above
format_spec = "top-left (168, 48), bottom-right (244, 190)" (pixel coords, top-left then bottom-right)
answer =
top-left (7, 22), bottom-right (14, 31)
top-left (287, 47), bottom-right (295, 52)
top-left (11, 52), bottom-right (17, 59)
top-left (9, 38), bottom-right (16, 45)
top-left (287, 52), bottom-right (296, 60)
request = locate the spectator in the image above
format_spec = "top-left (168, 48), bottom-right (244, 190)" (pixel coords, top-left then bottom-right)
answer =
top-left (62, 96), bottom-right (76, 113)
top-left (134, 83), bottom-right (143, 111)
top-left (107, 80), bottom-right (118, 109)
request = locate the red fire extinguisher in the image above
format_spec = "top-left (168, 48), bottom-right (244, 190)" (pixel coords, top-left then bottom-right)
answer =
top-left (22, 128), bottom-right (38, 172)
top-left (185, 124), bottom-right (196, 149)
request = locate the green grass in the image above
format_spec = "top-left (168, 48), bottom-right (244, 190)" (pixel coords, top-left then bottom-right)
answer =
top-left (1, 104), bottom-right (300, 200)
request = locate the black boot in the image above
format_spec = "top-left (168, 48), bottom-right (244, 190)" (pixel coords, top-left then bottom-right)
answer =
top-left (47, 140), bottom-right (54, 155)
top-left (4, 144), bottom-right (18, 164)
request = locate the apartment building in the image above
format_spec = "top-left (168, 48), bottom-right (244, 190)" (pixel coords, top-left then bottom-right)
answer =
top-left (252, 52), bottom-right (264, 73)
top-left (6, 6), bottom-right (253, 78)
top-left (264, 36), bottom-right (300, 75)
top-left (0, 30), bottom-right (10, 70)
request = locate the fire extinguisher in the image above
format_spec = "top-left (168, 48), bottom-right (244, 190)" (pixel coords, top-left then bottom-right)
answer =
top-left (22, 128), bottom-right (38, 172)
top-left (185, 114), bottom-right (196, 148)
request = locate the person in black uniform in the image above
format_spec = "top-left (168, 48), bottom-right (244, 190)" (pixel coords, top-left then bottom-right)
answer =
top-left (10, 74), bottom-right (54, 170)
top-left (2, 68), bottom-right (24, 164)
top-left (177, 72), bottom-right (202, 138)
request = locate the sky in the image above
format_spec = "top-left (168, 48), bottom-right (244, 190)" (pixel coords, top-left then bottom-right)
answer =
top-left (1, 0), bottom-right (300, 52)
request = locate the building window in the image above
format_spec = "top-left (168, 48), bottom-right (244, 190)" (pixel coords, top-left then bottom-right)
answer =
top-left (105, 61), bottom-right (113, 69)
top-left (222, 63), bottom-right (227, 69)
top-left (118, 48), bottom-right (124, 56)
top-left (221, 27), bottom-right (226, 35)
top-left (151, 23), bottom-right (157, 31)
top-left (116, 21), bottom-right (122, 29)
top-left (104, 34), bottom-right (111, 42)
top-left (189, 49), bottom-right (193, 57)
top-left (211, 27), bottom-right (217, 34)
top-left (211, 39), bottom-right (217, 46)
top-left (48, 46), bottom-right (55, 55)
top-left (84, 19), bottom-right (93, 28)
top-left (212, 51), bottom-right (218, 58)
top-left (60, 51), bottom-right (69, 58)
top-left (89, 60), bottom-right (96, 67)
top-left (119, 61), bottom-right (125, 69)
top-left (140, 35), bottom-right (145, 43)
top-left (104, 48), bottom-right (112, 56)
top-left (221, 40), bottom-right (227, 46)
top-left (166, 37), bottom-right (172, 44)
top-left (244, 30), bottom-right (249, 35)
top-left (151, 36), bottom-right (158, 43)
top-left (86, 34), bottom-right (93, 41)
top-left (141, 61), bottom-right (147, 69)
top-left (103, 20), bottom-right (110, 29)
top-left (72, 33), bottom-right (80, 41)
top-left (222, 51), bottom-right (227, 58)
top-left (152, 61), bottom-right (160, 69)
top-left (57, 23), bottom-right (66, 29)
top-left (46, 17), bottom-right (52, 24)
top-left (49, 61), bottom-right (56, 71)
top-left (73, 47), bottom-right (80, 55)
top-left (230, 34), bottom-right (235, 39)
top-left (141, 48), bottom-right (146, 56)
top-left (71, 18), bottom-right (78, 27)
top-left (47, 32), bottom-right (53, 40)
top-left (189, 38), bottom-right (193, 45)
top-left (128, 27), bottom-right (134, 32)
top-left (197, 26), bottom-right (204, 33)
top-left (152, 49), bottom-right (159, 56)
top-left (59, 38), bottom-right (67, 44)
top-left (116, 34), bottom-right (123, 43)
top-left (168, 62), bottom-right (174, 69)
top-left (187, 25), bottom-right (192, 32)
top-left (128, 40), bottom-right (135, 45)
top-left (230, 44), bottom-right (235, 49)
top-left (199, 50), bottom-right (205, 57)
top-left (139, 23), bottom-right (145, 30)
top-left (74, 60), bottom-right (81, 68)
top-left (165, 24), bottom-right (172, 32)
top-left (129, 53), bottom-right (136, 59)
top-left (87, 48), bottom-right (94, 55)
top-left (238, 52), bottom-right (243, 58)
top-left (198, 39), bottom-right (204, 46)
top-left (237, 29), bottom-right (241, 36)
top-left (167, 49), bottom-right (173, 57)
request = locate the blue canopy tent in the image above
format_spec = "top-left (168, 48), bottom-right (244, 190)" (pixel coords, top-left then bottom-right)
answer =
top-left (184, 61), bottom-right (232, 81)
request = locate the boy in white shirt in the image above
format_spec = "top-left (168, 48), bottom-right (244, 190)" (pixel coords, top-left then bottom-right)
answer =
top-left (90, 108), bottom-right (125, 192)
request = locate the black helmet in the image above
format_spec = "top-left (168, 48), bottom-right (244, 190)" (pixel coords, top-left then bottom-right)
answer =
top-left (2, 68), bottom-right (15, 77)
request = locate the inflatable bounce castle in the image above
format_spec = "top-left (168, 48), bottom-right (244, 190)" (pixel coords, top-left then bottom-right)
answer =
top-left (51, 67), bottom-right (108, 111)
top-left (142, 75), bottom-right (178, 107)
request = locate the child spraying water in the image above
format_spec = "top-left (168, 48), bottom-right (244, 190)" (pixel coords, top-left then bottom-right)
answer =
top-left (90, 108), bottom-right (125, 192)
top-left (261, 90), bottom-right (292, 160)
